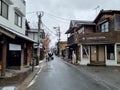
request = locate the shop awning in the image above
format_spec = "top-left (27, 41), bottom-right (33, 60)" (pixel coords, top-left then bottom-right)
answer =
top-left (0, 24), bottom-right (36, 43)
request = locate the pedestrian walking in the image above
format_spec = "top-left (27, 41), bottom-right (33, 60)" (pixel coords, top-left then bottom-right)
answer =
top-left (48, 51), bottom-right (54, 61)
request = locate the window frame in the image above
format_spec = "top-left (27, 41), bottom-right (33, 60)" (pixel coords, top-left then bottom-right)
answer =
top-left (0, 0), bottom-right (9, 19)
top-left (100, 21), bottom-right (109, 32)
top-left (82, 46), bottom-right (89, 58)
top-left (107, 44), bottom-right (115, 60)
top-left (15, 12), bottom-right (22, 28)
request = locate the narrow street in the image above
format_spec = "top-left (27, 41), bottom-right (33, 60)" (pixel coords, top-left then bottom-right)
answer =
top-left (27, 56), bottom-right (114, 90)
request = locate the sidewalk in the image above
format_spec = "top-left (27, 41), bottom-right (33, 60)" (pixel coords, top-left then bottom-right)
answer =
top-left (0, 60), bottom-right (45, 90)
top-left (77, 65), bottom-right (120, 89)
top-left (0, 67), bottom-right (32, 88)
top-left (63, 57), bottom-right (120, 89)
top-left (17, 60), bottom-right (45, 90)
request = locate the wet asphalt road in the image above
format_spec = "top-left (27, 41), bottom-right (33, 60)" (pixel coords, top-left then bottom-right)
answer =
top-left (27, 56), bottom-right (111, 90)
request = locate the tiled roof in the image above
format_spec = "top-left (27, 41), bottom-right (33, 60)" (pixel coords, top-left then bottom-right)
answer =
top-left (94, 10), bottom-right (120, 23)
top-left (70, 20), bottom-right (94, 28)
top-left (66, 20), bottom-right (95, 34)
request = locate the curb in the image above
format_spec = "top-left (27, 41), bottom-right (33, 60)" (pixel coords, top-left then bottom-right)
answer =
top-left (59, 57), bottom-right (119, 90)
top-left (17, 60), bottom-right (45, 90)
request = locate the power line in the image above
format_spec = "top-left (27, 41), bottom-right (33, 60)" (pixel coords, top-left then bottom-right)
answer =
top-left (44, 13), bottom-right (70, 24)
top-left (42, 21), bottom-right (66, 38)
top-left (43, 27), bottom-right (55, 37)
top-left (42, 22), bottom-right (56, 35)
top-left (26, 11), bottom-right (68, 38)
top-left (94, 5), bottom-right (100, 15)
top-left (26, 11), bottom-right (71, 22)
top-left (26, 11), bottom-right (57, 37)
top-left (26, 11), bottom-right (36, 14)
top-left (44, 29), bottom-right (55, 38)
top-left (44, 12), bottom-right (71, 21)
top-left (42, 22), bottom-right (57, 38)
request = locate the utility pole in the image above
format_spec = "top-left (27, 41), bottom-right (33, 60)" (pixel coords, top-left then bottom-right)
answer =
top-left (58, 27), bottom-right (61, 43)
top-left (58, 27), bottom-right (61, 56)
top-left (37, 11), bottom-right (44, 64)
top-left (53, 26), bottom-right (61, 56)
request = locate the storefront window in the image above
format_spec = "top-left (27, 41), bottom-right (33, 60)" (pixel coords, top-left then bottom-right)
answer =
top-left (83, 46), bottom-right (89, 58)
top-left (107, 44), bottom-right (115, 60)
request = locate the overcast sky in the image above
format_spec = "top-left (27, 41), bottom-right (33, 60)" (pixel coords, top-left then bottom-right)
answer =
top-left (26, 0), bottom-right (120, 47)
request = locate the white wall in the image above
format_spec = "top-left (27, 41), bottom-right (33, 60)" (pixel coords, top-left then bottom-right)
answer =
top-left (0, 0), bottom-right (26, 34)
top-left (106, 60), bottom-right (117, 66)
top-left (78, 59), bottom-right (90, 65)
top-left (34, 33), bottom-right (38, 42)
top-left (28, 33), bottom-right (33, 39)
top-left (28, 32), bottom-right (38, 42)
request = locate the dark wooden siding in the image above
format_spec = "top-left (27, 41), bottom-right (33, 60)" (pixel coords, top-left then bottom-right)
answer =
top-left (84, 26), bottom-right (95, 33)
top-left (96, 14), bottom-right (115, 32)
top-left (79, 31), bottom-right (120, 44)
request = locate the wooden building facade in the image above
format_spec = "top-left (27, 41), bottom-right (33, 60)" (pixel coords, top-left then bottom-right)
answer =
top-left (0, 25), bottom-right (34, 77)
top-left (66, 10), bottom-right (120, 66)
top-left (0, 0), bottom-right (34, 77)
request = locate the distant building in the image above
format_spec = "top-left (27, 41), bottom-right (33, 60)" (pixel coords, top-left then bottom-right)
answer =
top-left (55, 41), bottom-right (67, 57)
top-left (26, 28), bottom-right (45, 60)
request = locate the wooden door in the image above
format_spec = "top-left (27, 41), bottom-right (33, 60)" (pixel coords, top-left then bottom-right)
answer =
top-left (98, 45), bottom-right (105, 62)
top-left (91, 46), bottom-right (97, 61)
